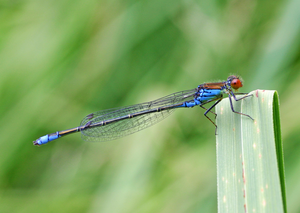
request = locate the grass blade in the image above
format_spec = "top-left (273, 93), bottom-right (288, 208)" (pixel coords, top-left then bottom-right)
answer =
top-left (215, 90), bottom-right (286, 213)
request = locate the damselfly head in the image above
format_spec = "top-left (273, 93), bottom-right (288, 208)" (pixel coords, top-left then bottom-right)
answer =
top-left (227, 75), bottom-right (243, 90)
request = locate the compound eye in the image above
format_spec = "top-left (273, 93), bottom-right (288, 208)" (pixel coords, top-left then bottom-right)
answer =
top-left (231, 79), bottom-right (243, 90)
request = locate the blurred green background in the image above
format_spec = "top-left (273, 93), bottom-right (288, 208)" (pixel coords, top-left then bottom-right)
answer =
top-left (1, 0), bottom-right (300, 212)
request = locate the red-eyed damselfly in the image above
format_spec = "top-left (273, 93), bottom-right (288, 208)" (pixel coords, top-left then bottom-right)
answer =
top-left (33, 75), bottom-right (253, 145)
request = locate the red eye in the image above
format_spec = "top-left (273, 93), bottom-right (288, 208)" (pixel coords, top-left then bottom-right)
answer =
top-left (231, 79), bottom-right (243, 90)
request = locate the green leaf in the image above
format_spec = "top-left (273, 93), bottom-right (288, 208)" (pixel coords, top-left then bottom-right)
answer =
top-left (215, 90), bottom-right (286, 213)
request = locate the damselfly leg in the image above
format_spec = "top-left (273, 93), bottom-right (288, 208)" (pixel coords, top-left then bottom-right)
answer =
top-left (200, 99), bottom-right (222, 128)
top-left (199, 93), bottom-right (253, 134)
top-left (227, 92), bottom-right (254, 120)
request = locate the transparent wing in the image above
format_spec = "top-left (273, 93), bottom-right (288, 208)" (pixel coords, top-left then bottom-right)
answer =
top-left (80, 89), bottom-right (197, 142)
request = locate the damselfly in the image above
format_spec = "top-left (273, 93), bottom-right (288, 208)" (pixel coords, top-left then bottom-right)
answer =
top-left (33, 75), bottom-right (253, 146)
